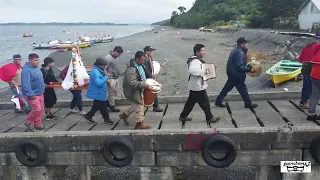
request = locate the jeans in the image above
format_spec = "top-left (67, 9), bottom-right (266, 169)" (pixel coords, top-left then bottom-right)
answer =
top-left (70, 90), bottom-right (83, 111)
top-left (308, 78), bottom-right (320, 115)
top-left (215, 78), bottom-right (251, 105)
top-left (301, 75), bottom-right (312, 103)
top-left (25, 95), bottom-right (44, 126)
top-left (180, 90), bottom-right (213, 121)
top-left (9, 85), bottom-right (30, 112)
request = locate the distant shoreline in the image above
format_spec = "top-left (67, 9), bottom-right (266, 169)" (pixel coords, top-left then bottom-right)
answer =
top-left (0, 23), bottom-right (151, 26)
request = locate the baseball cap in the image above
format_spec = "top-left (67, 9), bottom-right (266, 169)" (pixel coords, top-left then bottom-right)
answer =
top-left (13, 54), bottom-right (22, 60)
top-left (143, 46), bottom-right (156, 52)
top-left (237, 37), bottom-right (250, 44)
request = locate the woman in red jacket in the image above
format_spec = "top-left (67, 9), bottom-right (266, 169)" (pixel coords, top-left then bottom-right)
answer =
top-left (298, 39), bottom-right (320, 109)
top-left (308, 36), bottom-right (320, 120)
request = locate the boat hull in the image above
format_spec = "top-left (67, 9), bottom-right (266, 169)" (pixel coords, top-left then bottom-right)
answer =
top-left (266, 60), bottom-right (302, 86)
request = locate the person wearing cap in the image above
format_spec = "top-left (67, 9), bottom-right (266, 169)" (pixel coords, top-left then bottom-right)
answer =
top-left (21, 53), bottom-right (46, 132)
top-left (41, 57), bottom-right (59, 120)
top-left (85, 57), bottom-right (113, 125)
top-left (105, 46), bottom-right (123, 112)
top-left (143, 46), bottom-right (163, 112)
top-left (0, 54), bottom-right (31, 113)
top-left (297, 38), bottom-right (320, 109)
top-left (179, 44), bottom-right (220, 123)
top-left (307, 34), bottom-right (320, 121)
top-left (215, 37), bottom-right (258, 108)
top-left (119, 51), bottom-right (152, 129)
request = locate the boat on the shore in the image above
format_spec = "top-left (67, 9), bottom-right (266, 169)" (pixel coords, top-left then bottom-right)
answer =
top-left (22, 33), bottom-right (33, 37)
top-left (96, 36), bottom-right (114, 43)
top-left (266, 60), bottom-right (302, 87)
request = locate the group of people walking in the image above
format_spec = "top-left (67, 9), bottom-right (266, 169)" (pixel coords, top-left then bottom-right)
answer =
top-left (1, 35), bottom-right (319, 132)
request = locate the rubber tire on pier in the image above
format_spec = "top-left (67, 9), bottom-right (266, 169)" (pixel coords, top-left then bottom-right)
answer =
top-left (310, 136), bottom-right (320, 164)
top-left (102, 137), bottom-right (135, 167)
top-left (15, 140), bottom-right (47, 167)
top-left (201, 134), bottom-right (237, 168)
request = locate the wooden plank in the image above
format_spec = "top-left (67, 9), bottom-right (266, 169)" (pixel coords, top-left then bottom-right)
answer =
top-left (7, 108), bottom-right (60, 133)
top-left (159, 103), bottom-right (183, 130)
top-left (46, 113), bottom-right (84, 132)
top-left (42, 108), bottom-right (69, 132)
top-left (183, 103), bottom-right (216, 129)
top-left (253, 101), bottom-right (286, 127)
top-left (69, 107), bottom-right (101, 131)
top-left (227, 101), bottom-right (261, 128)
top-left (210, 104), bottom-right (236, 128)
top-left (0, 110), bottom-right (13, 117)
top-left (1, 114), bottom-right (28, 133)
top-left (270, 100), bottom-right (316, 127)
top-left (91, 106), bottom-right (129, 131)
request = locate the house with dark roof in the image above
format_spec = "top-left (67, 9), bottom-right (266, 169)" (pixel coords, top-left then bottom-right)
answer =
top-left (297, 0), bottom-right (320, 30)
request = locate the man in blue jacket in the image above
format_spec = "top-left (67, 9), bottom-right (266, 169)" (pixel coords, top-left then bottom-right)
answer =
top-left (21, 53), bottom-right (46, 132)
top-left (85, 57), bottom-right (113, 125)
top-left (215, 37), bottom-right (258, 108)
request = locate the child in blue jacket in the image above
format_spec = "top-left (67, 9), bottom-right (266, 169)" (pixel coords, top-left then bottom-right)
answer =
top-left (85, 57), bottom-right (113, 124)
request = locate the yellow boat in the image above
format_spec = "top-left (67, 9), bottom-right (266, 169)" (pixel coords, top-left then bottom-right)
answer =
top-left (78, 43), bottom-right (91, 48)
top-left (266, 60), bottom-right (302, 87)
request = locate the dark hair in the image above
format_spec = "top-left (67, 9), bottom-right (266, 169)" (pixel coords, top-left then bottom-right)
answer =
top-left (28, 53), bottom-right (39, 60)
top-left (135, 51), bottom-right (145, 59)
top-left (42, 57), bottom-right (54, 67)
top-left (193, 44), bottom-right (205, 55)
top-left (307, 39), bottom-right (318, 47)
top-left (114, 46), bottom-right (123, 53)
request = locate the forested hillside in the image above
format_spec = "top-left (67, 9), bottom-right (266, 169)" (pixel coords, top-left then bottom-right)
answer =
top-left (167, 0), bottom-right (305, 29)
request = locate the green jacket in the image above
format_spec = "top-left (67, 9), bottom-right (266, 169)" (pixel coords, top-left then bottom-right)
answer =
top-left (123, 59), bottom-right (152, 104)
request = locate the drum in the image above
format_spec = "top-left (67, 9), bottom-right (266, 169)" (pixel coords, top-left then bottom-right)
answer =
top-left (153, 61), bottom-right (161, 75)
top-left (143, 78), bottom-right (162, 107)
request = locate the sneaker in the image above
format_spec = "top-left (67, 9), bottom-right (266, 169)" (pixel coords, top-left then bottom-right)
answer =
top-left (70, 108), bottom-right (79, 113)
top-left (215, 103), bottom-right (227, 108)
top-left (104, 119), bottom-right (114, 125)
top-left (179, 117), bottom-right (192, 121)
top-left (45, 114), bottom-right (56, 121)
top-left (24, 122), bottom-right (36, 132)
top-left (299, 101), bottom-right (309, 109)
top-left (35, 124), bottom-right (46, 130)
top-left (84, 115), bottom-right (96, 124)
top-left (207, 116), bottom-right (220, 123)
top-left (307, 114), bottom-right (319, 121)
top-left (245, 104), bottom-right (258, 108)
top-left (135, 122), bottom-right (150, 129)
top-left (153, 107), bottom-right (163, 112)
top-left (14, 110), bottom-right (23, 113)
top-left (109, 106), bottom-right (120, 112)
top-left (79, 110), bottom-right (86, 116)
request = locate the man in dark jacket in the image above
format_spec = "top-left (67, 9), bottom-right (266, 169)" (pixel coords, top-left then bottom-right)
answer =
top-left (143, 46), bottom-right (163, 112)
top-left (119, 51), bottom-right (152, 130)
top-left (215, 37), bottom-right (258, 108)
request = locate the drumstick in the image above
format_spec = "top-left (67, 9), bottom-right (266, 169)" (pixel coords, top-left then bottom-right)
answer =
top-left (163, 58), bottom-right (169, 66)
top-left (157, 97), bottom-right (169, 129)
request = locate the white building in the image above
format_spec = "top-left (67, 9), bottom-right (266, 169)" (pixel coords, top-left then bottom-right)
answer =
top-left (297, 0), bottom-right (320, 30)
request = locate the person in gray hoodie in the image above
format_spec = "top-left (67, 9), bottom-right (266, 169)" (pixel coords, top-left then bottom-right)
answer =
top-left (179, 44), bottom-right (220, 123)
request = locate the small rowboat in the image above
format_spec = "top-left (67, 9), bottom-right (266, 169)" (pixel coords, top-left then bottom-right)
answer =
top-left (23, 33), bottom-right (33, 37)
top-left (266, 60), bottom-right (302, 87)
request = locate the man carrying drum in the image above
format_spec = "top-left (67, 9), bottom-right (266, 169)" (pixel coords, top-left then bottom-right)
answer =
top-left (119, 51), bottom-right (152, 129)
top-left (143, 46), bottom-right (163, 112)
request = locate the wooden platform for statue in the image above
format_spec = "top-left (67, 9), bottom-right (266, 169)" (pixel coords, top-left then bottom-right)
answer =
top-left (45, 81), bottom-right (89, 90)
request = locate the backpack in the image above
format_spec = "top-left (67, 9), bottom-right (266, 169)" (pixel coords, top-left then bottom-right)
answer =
top-left (60, 65), bottom-right (69, 80)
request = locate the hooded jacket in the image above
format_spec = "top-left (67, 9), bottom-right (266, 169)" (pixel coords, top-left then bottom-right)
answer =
top-left (187, 55), bottom-right (207, 91)
top-left (21, 62), bottom-right (45, 98)
top-left (86, 65), bottom-right (109, 101)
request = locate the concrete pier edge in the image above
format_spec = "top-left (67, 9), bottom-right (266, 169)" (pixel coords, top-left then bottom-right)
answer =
top-left (0, 91), bottom-right (301, 109)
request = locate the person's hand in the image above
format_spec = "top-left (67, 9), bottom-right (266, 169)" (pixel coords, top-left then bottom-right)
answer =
top-left (144, 84), bottom-right (150, 89)
top-left (9, 82), bottom-right (16, 87)
top-left (250, 68), bottom-right (255, 73)
top-left (160, 64), bottom-right (164, 68)
top-left (105, 72), bottom-right (110, 76)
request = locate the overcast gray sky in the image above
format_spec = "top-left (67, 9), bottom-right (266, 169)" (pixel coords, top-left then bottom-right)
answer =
top-left (0, 0), bottom-right (194, 24)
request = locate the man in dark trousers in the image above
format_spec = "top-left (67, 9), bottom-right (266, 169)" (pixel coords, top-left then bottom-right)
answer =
top-left (215, 37), bottom-right (258, 108)
top-left (143, 46), bottom-right (163, 112)
top-left (179, 44), bottom-right (220, 123)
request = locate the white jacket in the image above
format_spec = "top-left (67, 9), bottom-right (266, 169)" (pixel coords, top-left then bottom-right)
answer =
top-left (187, 56), bottom-right (207, 91)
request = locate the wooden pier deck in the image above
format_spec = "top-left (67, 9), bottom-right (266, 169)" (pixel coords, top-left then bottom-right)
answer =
top-left (0, 99), bottom-right (318, 133)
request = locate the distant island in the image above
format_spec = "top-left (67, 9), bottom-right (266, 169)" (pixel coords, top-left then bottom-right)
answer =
top-left (0, 22), bottom-right (131, 26)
